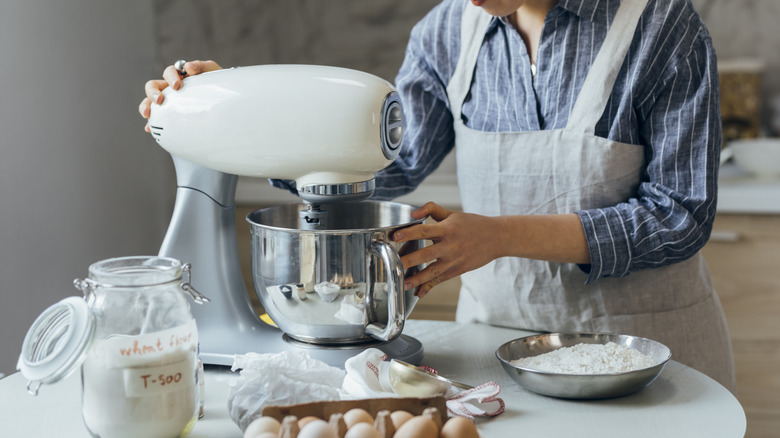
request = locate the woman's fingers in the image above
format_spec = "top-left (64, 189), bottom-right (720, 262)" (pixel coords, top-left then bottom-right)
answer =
top-left (185, 59), bottom-right (222, 75)
top-left (398, 225), bottom-right (457, 296)
top-left (400, 243), bottom-right (440, 274)
top-left (394, 202), bottom-right (453, 244)
top-left (407, 261), bottom-right (455, 298)
top-left (139, 97), bottom-right (152, 120)
top-left (167, 60), bottom-right (223, 89)
top-left (163, 65), bottom-right (184, 90)
top-left (393, 217), bottom-right (448, 244)
top-left (140, 79), bottom-right (169, 119)
top-left (144, 79), bottom-right (169, 101)
top-left (411, 201), bottom-right (451, 221)
top-left (397, 209), bottom-right (503, 297)
top-left (141, 60), bottom-right (224, 121)
top-left (395, 223), bottom-right (440, 243)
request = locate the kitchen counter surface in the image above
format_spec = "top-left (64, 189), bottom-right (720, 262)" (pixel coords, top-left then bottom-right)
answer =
top-left (716, 163), bottom-right (780, 214)
top-left (0, 320), bottom-right (745, 437)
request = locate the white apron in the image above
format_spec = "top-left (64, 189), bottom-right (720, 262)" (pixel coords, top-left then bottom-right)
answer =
top-left (448, 0), bottom-right (735, 391)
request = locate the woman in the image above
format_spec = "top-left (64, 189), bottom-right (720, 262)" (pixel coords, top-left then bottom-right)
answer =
top-left (139, 0), bottom-right (735, 391)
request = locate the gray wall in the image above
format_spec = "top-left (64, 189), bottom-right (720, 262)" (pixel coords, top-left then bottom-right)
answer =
top-left (0, 1), bottom-right (170, 376)
top-left (153, 0), bottom-right (438, 85)
top-left (156, 0), bottom-right (780, 135)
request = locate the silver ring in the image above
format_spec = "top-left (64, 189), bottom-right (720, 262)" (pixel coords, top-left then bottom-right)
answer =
top-left (174, 59), bottom-right (187, 76)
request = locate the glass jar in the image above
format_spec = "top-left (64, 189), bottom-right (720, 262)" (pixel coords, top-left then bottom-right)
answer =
top-left (18, 256), bottom-right (205, 438)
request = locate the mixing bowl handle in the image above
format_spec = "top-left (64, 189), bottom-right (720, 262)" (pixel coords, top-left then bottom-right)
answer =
top-left (364, 239), bottom-right (405, 341)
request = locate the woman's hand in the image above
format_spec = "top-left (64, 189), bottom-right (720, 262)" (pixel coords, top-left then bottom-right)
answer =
top-left (392, 203), bottom-right (591, 298)
top-left (392, 202), bottom-right (504, 298)
top-left (138, 60), bottom-right (222, 132)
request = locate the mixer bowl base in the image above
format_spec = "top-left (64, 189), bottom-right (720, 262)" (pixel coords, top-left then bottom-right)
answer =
top-left (281, 333), bottom-right (424, 367)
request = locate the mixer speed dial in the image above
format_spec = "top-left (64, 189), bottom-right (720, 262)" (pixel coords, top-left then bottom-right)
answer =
top-left (381, 91), bottom-right (404, 160)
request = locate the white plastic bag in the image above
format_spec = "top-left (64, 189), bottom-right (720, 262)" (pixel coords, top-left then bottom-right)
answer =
top-left (227, 351), bottom-right (345, 431)
top-left (340, 348), bottom-right (505, 420)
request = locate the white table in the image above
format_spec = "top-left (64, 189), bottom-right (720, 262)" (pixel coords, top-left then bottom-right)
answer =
top-left (0, 320), bottom-right (745, 437)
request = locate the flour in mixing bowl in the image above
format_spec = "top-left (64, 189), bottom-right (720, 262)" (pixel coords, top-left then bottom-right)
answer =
top-left (511, 342), bottom-right (655, 374)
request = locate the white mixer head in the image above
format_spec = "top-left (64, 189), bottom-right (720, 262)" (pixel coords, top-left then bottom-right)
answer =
top-left (148, 64), bottom-right (404, 203)
top-left (150, 65), bottom-right (424, 366)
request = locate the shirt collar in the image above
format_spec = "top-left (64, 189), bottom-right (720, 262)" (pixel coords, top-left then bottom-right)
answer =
top-left (557, 0), bottom-right (611, 24)
top-left (493, 0), bottom-right (610, 32)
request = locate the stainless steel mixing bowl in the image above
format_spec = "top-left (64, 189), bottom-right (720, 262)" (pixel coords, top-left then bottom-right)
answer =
top-left (496, 332), bottom-right (671, 399)
top-left (247, 200), bottom-right (424, 344)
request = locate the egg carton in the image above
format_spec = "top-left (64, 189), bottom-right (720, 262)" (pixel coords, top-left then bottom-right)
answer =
top-left (248, 396), bottom-right (479, 438)
top-left (261, 396), bottom-right (447, 423)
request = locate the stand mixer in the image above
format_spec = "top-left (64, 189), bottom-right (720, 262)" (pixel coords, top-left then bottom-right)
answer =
top-left (148, 65), bottom-right (424, 367)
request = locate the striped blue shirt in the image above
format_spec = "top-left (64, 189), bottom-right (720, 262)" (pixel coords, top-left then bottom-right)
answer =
top-left (373, 0), bottom-right (721, 283)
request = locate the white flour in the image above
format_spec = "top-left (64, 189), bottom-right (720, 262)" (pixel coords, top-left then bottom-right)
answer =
top-left (80, 322), bottom-right (199, 438)
top-left (511, 342), bottom-right (655, 374)
top-left (81, 351), bottom-right (197, 438)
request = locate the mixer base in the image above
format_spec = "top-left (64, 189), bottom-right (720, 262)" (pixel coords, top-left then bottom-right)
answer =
top-left (281, 334), bottom-right (424, 367)
top-left (198, 323), bottom-right (424, 369)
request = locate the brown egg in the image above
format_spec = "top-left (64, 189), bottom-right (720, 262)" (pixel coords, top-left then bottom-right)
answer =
top-left (244, 416), bottom-right (281, 438)
top-left (343, 408), bottom-right (374, 428)
top-left (440, 416), bottom-right (480, 438)
top-left (389, 410), bottom-right (414, 430)
top-left (298, 419), bottom-right (339, 438)
top-left (393, 416), bottom-right (438, 438)
top-left (344, 422), bottom-right (381, 438)
top-left (299, 416), bottom-right (322, 429)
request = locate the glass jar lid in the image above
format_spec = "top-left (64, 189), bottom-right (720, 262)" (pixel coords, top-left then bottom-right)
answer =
top-left (17, 296), bottom-right (95, 395)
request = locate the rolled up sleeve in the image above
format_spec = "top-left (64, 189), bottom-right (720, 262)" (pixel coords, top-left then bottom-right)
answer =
top-left (576, 31), bottom-right (721, 284)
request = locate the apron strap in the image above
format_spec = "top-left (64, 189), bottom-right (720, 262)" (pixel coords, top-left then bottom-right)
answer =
top-left (446, 3), bottom-right (492, 122)
top-left (566, 0), bottom-right (650, 135)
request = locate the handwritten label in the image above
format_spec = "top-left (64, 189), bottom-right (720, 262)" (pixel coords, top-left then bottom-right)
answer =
top-left (100, 319), bottom-right (198, 368)
top-left (123, 359), bottom-right (195, 397)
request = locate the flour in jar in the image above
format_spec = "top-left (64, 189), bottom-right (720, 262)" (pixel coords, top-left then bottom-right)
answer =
top-left (81, 320), bottom-right (199, 438)
top-left (511, 342), bottom-right (656, 374)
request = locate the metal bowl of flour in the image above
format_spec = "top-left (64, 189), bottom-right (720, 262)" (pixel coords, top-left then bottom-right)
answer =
top-left (496, 332), bottom-right (671, 399)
